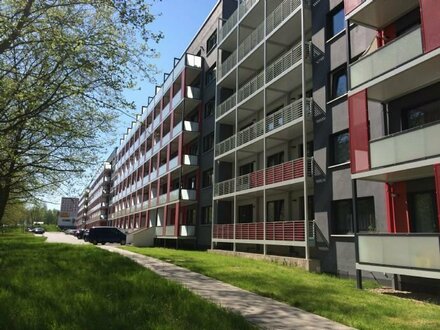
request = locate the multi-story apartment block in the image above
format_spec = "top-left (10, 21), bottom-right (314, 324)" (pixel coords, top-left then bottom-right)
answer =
top-left (343, 0), bottom-right (440, 290)
top-left (108, 0), bottom-right (236, 248)
top-left (58, 197), bottom-right (79, 229)
top-left (212, 0), bottom-right (316, 266)
top-left (75, 0), bottom-right (439, 291)
top-left (85, 154), bottom-right (114, 228)
top-left (75, 188), bottom-right (89, 228)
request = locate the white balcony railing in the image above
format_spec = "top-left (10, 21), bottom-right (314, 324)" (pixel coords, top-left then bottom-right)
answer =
top-left (215, 135), bottom-right (236, 157)
top-left (180, 225), bottom-right (196, 237)
top-left (239, 0), bottom-right (259, 19)
top-left (370, 121), bottom-right (440, 169)
top-left (238, 21), bottom-right (264, 60)
top-left (216, 93), bottom-right (236, 119)
top-left (266, 0), bottom-right (302, 35)
top-left (183, 121), bottom-right (199, 132)
top-left (219, 10), bottom-right (238, 43)
top-left (181, 189), bottom-right (196, 201)
top-left (266, 42), bottom-right (305, 84)
top-left (350, 27), bottom-right (423, 89)
top-left (214, 178), bottom-right (236, 196)
top-left (183, 154), bottom-right (198, 166)
top-left (238, 71), bottom-right (264, 103)
top-left (266, 98), bottom-right (311, 132)
top-left (237, 118), bottom-right (264, 146)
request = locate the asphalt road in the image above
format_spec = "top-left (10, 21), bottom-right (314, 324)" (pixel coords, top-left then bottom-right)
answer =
top-left (43, 231), bottom-right (90, 245)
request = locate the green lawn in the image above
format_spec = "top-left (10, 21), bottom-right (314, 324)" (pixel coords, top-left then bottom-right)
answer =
top-left (124, 247), bottom-right (440, 330)
top-left (0, 233), bottom-right (254, 330)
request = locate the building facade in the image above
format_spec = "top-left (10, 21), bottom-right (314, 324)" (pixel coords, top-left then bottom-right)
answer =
top-left (75, 0), bottom-right (439, 289)
top-left (58, 197), bottom-right (79, 229)
top-left (75, 188), bottom-right (89, 228)
top-left (108, 0), bottom-right (236, 248)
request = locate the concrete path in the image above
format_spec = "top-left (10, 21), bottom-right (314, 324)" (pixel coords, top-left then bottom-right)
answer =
top-left (43, 232), bottom-right (90, 245)
top-left (100, 246), bottom-right (353, 330)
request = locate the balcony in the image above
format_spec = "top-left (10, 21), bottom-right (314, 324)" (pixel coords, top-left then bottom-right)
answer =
top-left (345, 0), bottom-right (419, 30)
top-left (237, 118), bottom-right (264, 147)
top-left (266, 0), bottom-right (302, 36)
top-left (215, 135), bottom-right (236, 157)
top-left (218, 10), bottom-right (238, 44)
top-left (238, 71), bottom-right (264, 103)
top-left (183, 154), bottom-right (198, 166)
top-left (213, 221), bottom-right (315, 245)
top-left (357, 233), bottom-right (440, 279)
top-left (366, 122), bottom-right (440, 180)
top-left (215, 158), bottom-right (313, 197)
top-left (180, 225), bottom-right (196, 237)
top-left (266, 98), bottom-right (312, 133)
top-left (216, 93), bottom-right (236, 119)
top-left (350, 27), bottom-right (423, 92)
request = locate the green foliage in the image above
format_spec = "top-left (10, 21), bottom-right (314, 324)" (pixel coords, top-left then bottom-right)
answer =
top-left (0, 233), bottom-right (255, 329)
top-left (0, 0), bottom-right (163, 223)
top-left (125, 247), bottom-right (440, 330)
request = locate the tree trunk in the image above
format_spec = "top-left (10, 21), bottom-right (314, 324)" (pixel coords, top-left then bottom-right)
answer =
top-left (0, 186), bottom-right (11, 226)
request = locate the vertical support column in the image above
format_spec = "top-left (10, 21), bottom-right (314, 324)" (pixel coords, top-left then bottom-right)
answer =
top-left (146, 209), bottom-right (150, 228)
top-left (181, 68), bottom-right (186, 98)
top-left (174, 202), bottom-right (181, 237)
top-left (163, 205), bottom-right (168, 236)
top-left (348, 90), bottom-right (370, 174)
top-left (262, 0), bottom-right (267, 256)
top-left (434, 164), bottom-right (440, 230)
top-left (166, 145), bottom-right (171, 172)
top-left (420, 0), bottom-right (440, 53)
top-left (385, 183), bottom-right (396, 233)
top-left (393, 182), bottom-right (410, 233)
top-left (352, 179), bottom-right (362, 289)
top-left (177, 134), bottom-right (183, 166)
top-left (166, 173), bottom-right (171, 202)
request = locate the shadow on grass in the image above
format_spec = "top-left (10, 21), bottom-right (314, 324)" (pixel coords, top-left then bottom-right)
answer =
top-left (0, 235), bottom-right (255, 330)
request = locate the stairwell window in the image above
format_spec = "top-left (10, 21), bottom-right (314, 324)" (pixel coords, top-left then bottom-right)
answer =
top-left (205, 64), bottom-right (216, 86)
top-left (327, 5), bottom-right (345, 40)
top-left (330, 66), bottom-right (348, 100)
top-left (331, 130), bottom-right (350, 165)
top-left (201, 206), bottom-right (212, 224)
top-left (206, 30), bottom-right (217, 55)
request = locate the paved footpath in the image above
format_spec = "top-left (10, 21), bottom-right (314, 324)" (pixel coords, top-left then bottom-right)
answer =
top-left (100, 246), bottom-right (353, 330)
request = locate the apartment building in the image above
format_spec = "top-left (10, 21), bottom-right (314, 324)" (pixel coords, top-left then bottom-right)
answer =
top-left (343, 0), bottom-right (440, 290)
top-left (58, 197), bottom-right (79, 229)
top-left (212, 0), bottom-right (316, 266)
top-left (75, 188), bottom-right (89, 228)
top-left (84, 152), bottom-right (115, 228)
top-left (109, 0), bottom-right (236, 248)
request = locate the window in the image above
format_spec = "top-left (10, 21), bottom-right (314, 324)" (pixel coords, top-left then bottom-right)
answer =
top-left (327, 5), bottom-right (345, 39)
top-left (187, 175), bottom-right (196, 190)
top-left (239, 162), bottom-right (254, 176)
top-left (332, 197), bottom-right (375, 235)
top-left (204, 99), bottom-right (215, 118)
top-left (267, 151), bottom-right (284, 167)
top-left (201, 206), bottom-right (212, 224)
top-left (186, 208), bottom-right (197, 225)
top-left (203, 133), bottom-right (214, 152)
top-left (330, 66), bottom-right (347, 99)
top-left (206, 30), bottom-right (217, 54)
top-left (404, 99), bottom-right (440, 130)
top-left (267, 200), bottom-right (284, 221)
top-left (238, 205), bottom-right (253, 223)
top-left (331, 130), bottom-right (350, 165)
top-left (202, 168), bottom-right (213, 188)
top-left (205, 64), bottom-right (216, 86)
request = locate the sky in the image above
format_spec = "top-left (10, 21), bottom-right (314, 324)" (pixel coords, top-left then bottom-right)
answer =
top-left (47, 0), bottom-right (219, 209)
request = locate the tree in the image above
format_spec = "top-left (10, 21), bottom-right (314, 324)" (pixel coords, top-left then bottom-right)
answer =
top-left (0, 0), bottom-right (163, 224)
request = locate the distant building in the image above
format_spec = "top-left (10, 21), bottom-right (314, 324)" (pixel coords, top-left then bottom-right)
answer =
top-left (58, 197), bottom-right (79, 229)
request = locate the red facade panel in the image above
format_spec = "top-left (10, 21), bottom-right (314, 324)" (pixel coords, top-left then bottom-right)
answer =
top-left (344, 0), bottom-right (363, 15)
top-left (348, 90), bottom-right (370, 174)
top-left (434, 164), bottom-right (440, 229)
top-left (420, 0), bottom-right (440, 53)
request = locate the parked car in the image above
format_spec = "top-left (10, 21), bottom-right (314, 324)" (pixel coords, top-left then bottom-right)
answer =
top-left (32, 227), bottom-right (45, 234)
top-left (64, 229), bottom-right (76, 235)
top-left (75, 229), bottom-right (86, 239)
top-left (83, 229), bottom-right (90, 241)
top-left (87, 227), bottom-right (126, 245)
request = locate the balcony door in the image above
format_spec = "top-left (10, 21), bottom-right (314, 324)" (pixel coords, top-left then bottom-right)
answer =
top-left (409, 191), bottom-right (439, 233)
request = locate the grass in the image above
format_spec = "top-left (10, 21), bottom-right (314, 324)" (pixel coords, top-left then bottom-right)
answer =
top-left (0, 233), bottom-right (255, 330)
top-left (124, 247), bottom-right (440, 330)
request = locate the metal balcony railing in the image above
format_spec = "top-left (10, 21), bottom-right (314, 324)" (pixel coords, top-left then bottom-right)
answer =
top-left (216, 93), bottom-right (236, 119)
top-left (239, 0), bottom-right (259, 19)
top-left (266, 98), bottom-right (312, 132)
top-left (238, 70), bottom-right (264, 103)
top-left (266, 0), bottom-right (302, 35)
top-left (266, 42), bottom-right (304, 83)
top-left (214, 178), bottom-right (236, 196)
top-left (237, 118), bottom-right (264, 146)
top-left (238, 21), bottom-right (264, 60)
top-left (219, 50), bottom-right (237, 80)
top-left (219, 10), bottom-right (238, 43)
top-left (236, 169), bottom-right (264, 192)
top-left (215, 135), bottom-right (236, 156)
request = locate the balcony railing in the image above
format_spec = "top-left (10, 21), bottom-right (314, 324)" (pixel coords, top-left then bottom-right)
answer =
top-left (214, 178), bottom-right (235, 197)
top-left (357, 234), bottom-right (440, 278)
top-left (165, 225), bottom-right (175, 236)
top-left (237, 118), bottom-right (264, 146)
top-left (216, 93), bottom-right (236, 119)
top-left (266, 42), bottom-right (305, 83)
top-left (215, 158), bottom-right (313, 196)
top-left (219, 10), bottom-right (238, 44)
top-left (238, 71), bottom-right (264, 103)
top-left (213, 221), bottom-right (315, 241)
top-left (350, 27), bottom-right (422, 89)
top-left (266, 98), bottom-right (310, 132)
top-left (266, 0), bottom-right (301, 35)
top-left (180, 225), bottom-right (196, 237)
top-left (370, 121), bottom-right (440, 169)
top-left (219, 50), bottom-right (237, 80)
top-left (238, 21), bottom-right (264, 60)
top-left (215, 135), bottom-right (236, 156)
top-left (239, 0), bottom-right (259, 19)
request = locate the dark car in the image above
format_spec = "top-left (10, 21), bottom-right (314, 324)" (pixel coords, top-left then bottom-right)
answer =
top-left (87, 227), bottom-right (126, 245)
top-left (75, 229), bottom-right (86, 239)
top-left (32, 227), bottom-right (45, 234)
